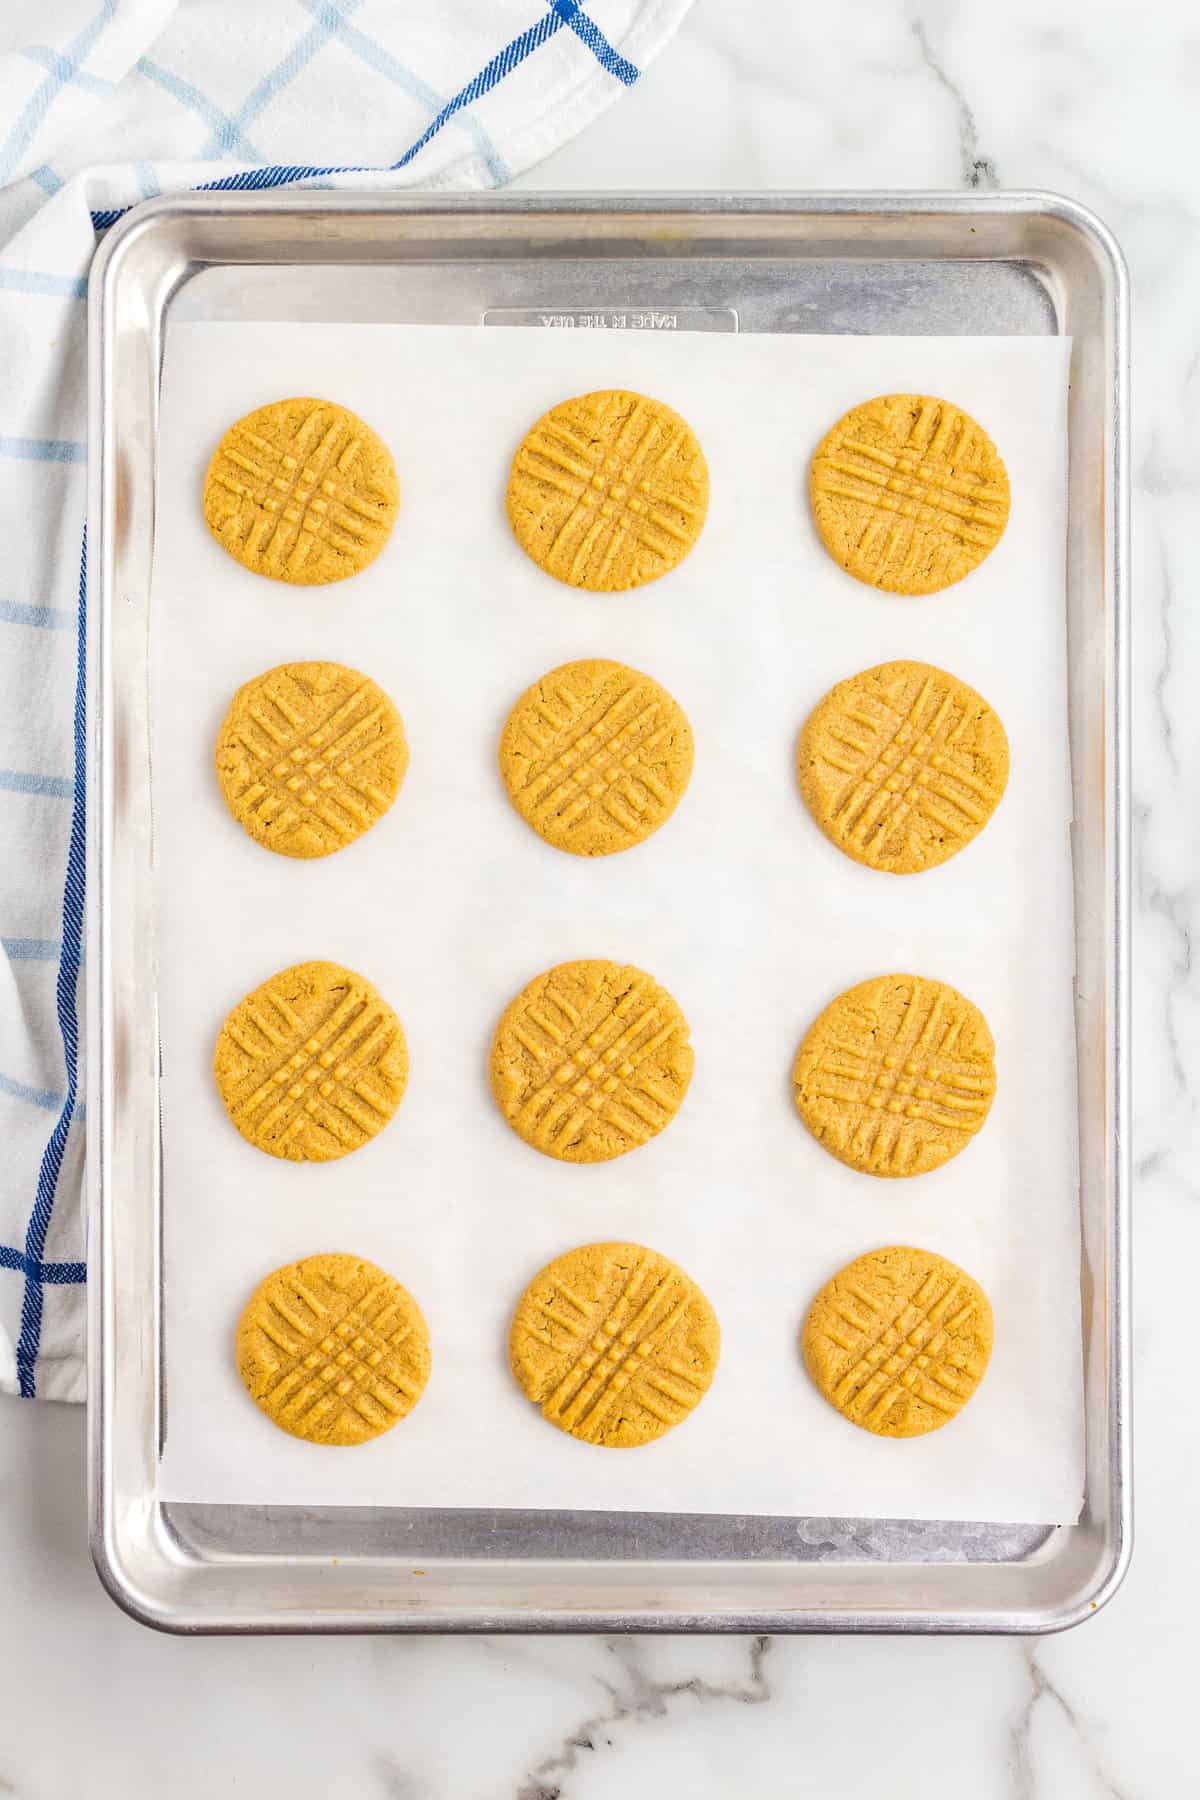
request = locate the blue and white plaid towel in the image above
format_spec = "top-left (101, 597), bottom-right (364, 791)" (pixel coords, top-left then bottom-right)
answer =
top-left (0, 0), bottom-right (690, 1402)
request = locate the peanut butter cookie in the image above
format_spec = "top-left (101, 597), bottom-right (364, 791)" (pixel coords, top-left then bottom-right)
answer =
top-left (810, 393), bottom-right (1009, 594)
top-left (490, 959), bottom-right (693, 1163)
top-left (215, 660), bottom-right (407, 858)
top-left (214, 960), bottom-right (408, 1162)
top-left (506, 389), bottom-right (708, 591)
top-left (797, 659), bottom-right (1009, 874)
top-left (510, 1241), bottom-right (719, 1447)
top-left (499, 658), bottom-right (693, 856)
top-left (203, 396), bottom-right (399, 584)
top-left (236, 1252), bottom-right (430, 1445)
top-left (802, 1245), bottom-right (993, 1437)
top-left (793, 973), bottom-right (996, 1177)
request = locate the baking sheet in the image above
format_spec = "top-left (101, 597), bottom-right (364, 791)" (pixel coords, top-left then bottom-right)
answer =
top-left (154, 323), bottom-right (1081, 1524)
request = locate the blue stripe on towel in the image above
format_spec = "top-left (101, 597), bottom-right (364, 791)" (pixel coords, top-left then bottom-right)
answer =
top-left (16, 529), bottom-right (87, 1396)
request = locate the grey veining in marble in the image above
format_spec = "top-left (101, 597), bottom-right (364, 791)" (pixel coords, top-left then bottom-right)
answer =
top-left (909, 19), bottom-right (1000, 189)
top-left (515, 1638), bottom-right (772, 1800)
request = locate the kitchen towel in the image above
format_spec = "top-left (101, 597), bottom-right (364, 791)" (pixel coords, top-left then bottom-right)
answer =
top-left (0, 0), bottom-right (692, 1401)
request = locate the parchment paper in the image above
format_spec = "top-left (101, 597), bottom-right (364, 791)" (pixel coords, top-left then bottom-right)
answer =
top-left (154, 323), bottom-right (1081, 1523)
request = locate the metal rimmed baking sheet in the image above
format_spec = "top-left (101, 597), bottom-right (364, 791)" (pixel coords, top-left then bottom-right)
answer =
top-left (87, 192), bottom-right (1129, 1634)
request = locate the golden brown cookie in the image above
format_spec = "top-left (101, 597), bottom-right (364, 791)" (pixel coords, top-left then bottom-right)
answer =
top-left (793, 973), bottom-right (996, 1178)
top-left (203, 396), bottom-right (400, 585)
top-left (506, 389), bottom-right (709, 591)
top-left (510, 1241), bottom-right (720, 1447)
top-left (215, 660), bottom-right (408, 859)
top-left (236, 1252), bottom-right (431, 1445)
top-left (214, 960), bottom-right (408, 1162)
top-left (810, 393), bottom-right (1010, 594)
top-left (498, 658), bottom-right (694, 857)
top-left (490, 960), bottom-right (693, 1164)
top-left (797, 659), bottom-right (1009, 874)
top-left (802, 1245), bottom-right (993, 1438)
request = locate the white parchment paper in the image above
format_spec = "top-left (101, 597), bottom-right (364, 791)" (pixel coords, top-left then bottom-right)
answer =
top-left (154, 324), bottom-right (1081, 1523)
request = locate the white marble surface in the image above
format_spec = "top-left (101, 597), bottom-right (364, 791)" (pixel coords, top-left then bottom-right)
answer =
top-left (1, 0), bottom-right (1194, 1791)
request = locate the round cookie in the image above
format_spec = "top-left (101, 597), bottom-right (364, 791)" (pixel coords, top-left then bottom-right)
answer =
top-left (506, 389), bottom-right (709, 591)
top-left (214, 960), bottom-right (408, 1163)
top-left (203, 396), bottom-right (400, 585)
top-left (499, 658), bottom-right (694, 857)
top-left (215, 660), bottom-right (408, 859)
top-left (490, 959), bottom-right (693, 1164)
top-left (510, 1241), bottom-right (720, 1447)
top-left (810, 393), bottom-right (1010, 595)
top-left (236, 1252), bottom-right (431, 1446)
top-left (802, 1245), bottom-right (993, 1438)
top-left (797, 659), bottom-right (1009, 874)
top-left (793, 973), bottom-right (996, 1178)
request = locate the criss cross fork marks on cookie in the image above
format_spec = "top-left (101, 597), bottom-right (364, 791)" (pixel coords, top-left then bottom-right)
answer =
top-left (518, 676), bottom-right (674, 839)
top-left (225, 982), bottom-right (399, 1154)
top-left (819, 401), bottom-right (1007, 583)
top-left (821, 673), bottom-right (991, 855)
top-left (211, 406), bottom-right (390, 573)
top-left (516, 399), bottom-right (702, 584)
top-left (508, 976), bottom-right (682, 1156)
top-left (528, 1258), bottom-right (704, 1440)
top-left (228, 674), bottom-right (398, 851)
top-left (252, 1274), bottom-right (422, 1438)
top-left (809, 980), bottom-right (992, 1172)
top-left (819, 1267), bottom-right (980, 1429)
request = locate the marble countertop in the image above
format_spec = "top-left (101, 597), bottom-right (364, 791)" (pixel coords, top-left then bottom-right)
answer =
top-left (1, 2), bottom-right (1192, 1792)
